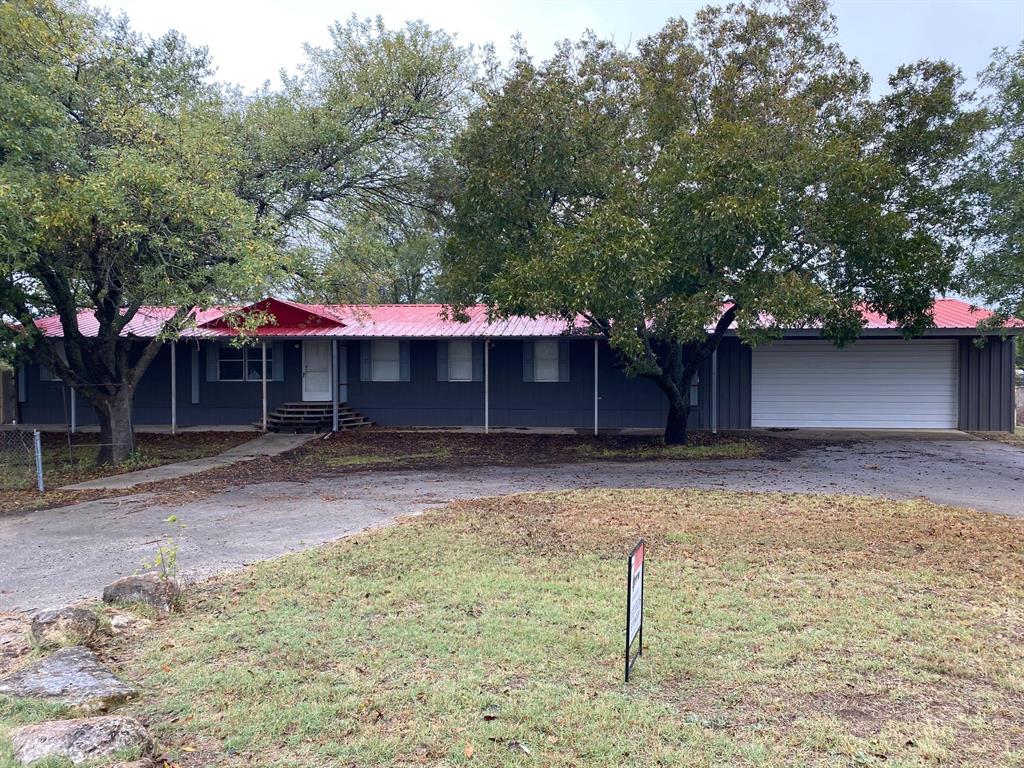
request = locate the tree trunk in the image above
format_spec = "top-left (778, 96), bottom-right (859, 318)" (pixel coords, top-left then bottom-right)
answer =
top-left (664, 389), bottom-right (690, 445)
top-left (96, 389), bottom-right (136, 465)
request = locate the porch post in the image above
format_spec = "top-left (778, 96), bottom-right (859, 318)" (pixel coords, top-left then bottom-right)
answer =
top-left (711, 348), bottom-right (718, 434)
top-left (169, 343), bottom-right (176, 435)
top-left (331, 338), bottom-right (339, 432)
top-left (70, 386), bottom-right (77, 434)
top-left (593, 338), bottom-right (599, 436)
top-left (484, 339), bottom-right (490, 433)
top-left (261, 340), bottom-right (267, 432)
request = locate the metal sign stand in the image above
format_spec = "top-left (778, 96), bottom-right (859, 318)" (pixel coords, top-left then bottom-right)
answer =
top-left (625, 539), bottom-right (645, 681)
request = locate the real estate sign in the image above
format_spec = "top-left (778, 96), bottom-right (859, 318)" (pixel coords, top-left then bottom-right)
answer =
top-left (625, 539), bottom-right (645, 681)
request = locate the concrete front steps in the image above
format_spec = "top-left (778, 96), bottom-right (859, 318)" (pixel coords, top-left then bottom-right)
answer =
top-left (256, 402), bottom-right (373, 433)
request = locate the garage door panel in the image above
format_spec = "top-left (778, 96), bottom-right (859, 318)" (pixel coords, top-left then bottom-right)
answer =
top-left (751, 340), bottom-right (957, 429)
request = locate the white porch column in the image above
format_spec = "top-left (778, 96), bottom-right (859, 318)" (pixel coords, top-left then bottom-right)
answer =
top-left (593, 338), bottom-right (599, 436)
top-left (261, 340), bottom-right (268, 432)
top-left (170, 343), bottom-right (177, 435)
top-left (331, 339), bottom-right (339, 432)
top-left (711, 348), bottom-right (718, 434)
top-left (484, 340), bottom-right (490, 433)
top-left (70, 386), bottom-right (77, 434)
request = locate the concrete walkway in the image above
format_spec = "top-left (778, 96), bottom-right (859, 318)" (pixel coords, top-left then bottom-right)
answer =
top-left (3, 436), bottom-right (1022, 612)
top-left (60, 432), bottom-right (317, 491)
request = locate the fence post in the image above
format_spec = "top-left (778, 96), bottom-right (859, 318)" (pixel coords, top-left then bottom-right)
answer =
top-left (33, 430), bottom-right (44, 493)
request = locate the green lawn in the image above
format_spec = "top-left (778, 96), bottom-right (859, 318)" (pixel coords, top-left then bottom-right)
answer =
top-left (4, 488), bottom-right (1018, 767)
top-left (0, 431), bottom-right (254, 515)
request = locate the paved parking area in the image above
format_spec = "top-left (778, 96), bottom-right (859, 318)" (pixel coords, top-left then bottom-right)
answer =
top-left (2, 436), bottom-right (1021, 612)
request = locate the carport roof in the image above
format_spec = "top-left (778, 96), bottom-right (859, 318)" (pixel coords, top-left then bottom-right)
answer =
top-left (30, 297), bottom-right (1018, 339)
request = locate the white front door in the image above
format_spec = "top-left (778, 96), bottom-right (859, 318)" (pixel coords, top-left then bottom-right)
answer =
top-left (302, 340), bottom-right (332, 402)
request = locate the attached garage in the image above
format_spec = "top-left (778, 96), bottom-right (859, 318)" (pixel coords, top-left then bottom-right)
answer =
top-left (751, 339), bottom-right (958, 429)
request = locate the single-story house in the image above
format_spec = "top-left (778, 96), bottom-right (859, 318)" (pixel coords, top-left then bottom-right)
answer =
top-left (12, 297), bottom-right (1020, 432)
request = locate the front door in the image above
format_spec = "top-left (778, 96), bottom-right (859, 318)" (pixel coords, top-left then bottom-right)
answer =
top-left (302, 340), bottom-right (332, 401)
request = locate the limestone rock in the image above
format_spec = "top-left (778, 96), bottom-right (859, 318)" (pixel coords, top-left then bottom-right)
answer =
top-left (30, 607), bottom-right (99, 650)
top-left (102, 573), bottom-right (179, 613)
top-left (9, 715), bottom-right (152, 765)
top-left (0, 613), bottom-right (31, 675)
top-left (0, 646), bottom-right (136, 711)
top-left (108, 611), bottom-right (153, 635)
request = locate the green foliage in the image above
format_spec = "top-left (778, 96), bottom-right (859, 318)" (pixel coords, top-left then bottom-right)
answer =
top-left (0, 0), bottom-right (277, 462)
top-left (0, 3), bottom-right (473, 463)
top-left (962, 43), bottom-right (1024, 322)
top-left (442, 0), bottom-right (981, 442)
top-left (228, 16), bottom-right (475, 302)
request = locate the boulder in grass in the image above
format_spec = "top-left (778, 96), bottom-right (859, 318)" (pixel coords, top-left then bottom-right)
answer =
top-left (0, 646), bottom-right (136, 711)
top-left (30, 607), bottom-right (99, 650)
top-left (9, 715), bottom-right (153, 765)
top-left (102, 573), bottom-right (179, 613)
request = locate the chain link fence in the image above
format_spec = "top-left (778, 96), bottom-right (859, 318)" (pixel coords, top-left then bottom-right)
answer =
top-left (0, 430), bottom-right (43, 492)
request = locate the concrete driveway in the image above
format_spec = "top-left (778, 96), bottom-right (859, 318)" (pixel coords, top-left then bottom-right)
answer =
top-left (1, 436), bottom-right (1021, 612)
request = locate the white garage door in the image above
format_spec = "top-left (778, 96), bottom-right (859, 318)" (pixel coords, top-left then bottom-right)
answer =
top-left (752, 339), bottom-right (958, 429)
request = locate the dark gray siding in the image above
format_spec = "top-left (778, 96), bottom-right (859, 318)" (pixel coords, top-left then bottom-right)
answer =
top-left (958, 336), bottom-right (1015, 431)
top-left (714, 338), bottom-right (752, 430)
top-left (18, 341), bottom-right (302, 427)
top-left (346, 339), bottom-right (692, 430)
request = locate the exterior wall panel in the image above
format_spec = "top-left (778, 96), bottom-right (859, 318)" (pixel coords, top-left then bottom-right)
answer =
top-left (958, 336), bottom-right (1015, 432)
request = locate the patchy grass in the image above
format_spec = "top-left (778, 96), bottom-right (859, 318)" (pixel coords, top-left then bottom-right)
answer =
top-left (972, 431), bottom-right (1024, 449)
top-left (14, 489), bottom-right (1016, 767)
top-left (574, 439), bottom-right (762, 460)
top-left (0, 431), bottom-right (253, 515)
top-left (283, 429), bottom-right (778, 474)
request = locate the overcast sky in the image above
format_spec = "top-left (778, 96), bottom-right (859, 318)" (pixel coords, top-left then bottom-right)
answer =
top-left (99, 0), bottom-right (1022, 95)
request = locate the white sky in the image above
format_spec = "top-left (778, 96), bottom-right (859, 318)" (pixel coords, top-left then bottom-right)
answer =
top-left (97, 0), bottom-right (1023, 95)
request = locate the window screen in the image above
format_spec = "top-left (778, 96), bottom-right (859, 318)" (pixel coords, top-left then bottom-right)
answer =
top-left (533, 340), bottom-right (559, 382)
top-left (448, 341), bottom-right (473, 382)
top-left (218, 344), bottom-right (244, 381)
top-left (372, 340), bottom-right (401, 382)
top-left (245, 346), bottom-right (273, 382)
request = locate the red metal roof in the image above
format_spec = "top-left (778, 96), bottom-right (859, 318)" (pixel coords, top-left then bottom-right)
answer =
top-left (30, 298), bottom-right (1014, 339)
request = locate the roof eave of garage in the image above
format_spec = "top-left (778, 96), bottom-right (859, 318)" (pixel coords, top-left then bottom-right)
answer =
top-left (724, 327), bottom-right (1024, 339)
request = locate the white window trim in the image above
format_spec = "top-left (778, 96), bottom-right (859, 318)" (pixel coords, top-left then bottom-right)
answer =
top-left (533, 340), bottom-right (560, 383)
top-left (371, 340), bottom-right (401, 382)
top-left (448, 340), bottom-right (473, 382)
top-left (218, 344), bottom-right (273, 383)
top-left (245, 346), bottom-right (274, 383)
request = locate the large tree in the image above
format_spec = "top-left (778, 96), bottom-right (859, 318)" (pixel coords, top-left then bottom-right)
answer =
top-left (961, 43), bottom-right (1024, 322)
top-left (0, 2), bottom-right (473, 463)
top-left (228, 16), bottom-right (475, 297)
top-left (0, 0), bottom-right (276, 463)
top-left (441, 0), bottom-right (981, 443)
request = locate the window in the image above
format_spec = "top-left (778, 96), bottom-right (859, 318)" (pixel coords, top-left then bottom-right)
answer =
top-left (39, 341), bottom-right (66, 381)
top-left (533, 340), bottom-right (560, 382)
top-left (217, 344), bottom-right (273, 382)
top-left (217, 344), bottom-right (244, 381)
top-left (245, 345), bottom-right (274, 382)
top-left (371, 340), bottom-right (401, 382)
top-left (448, 341), bottom-right (473, 382)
